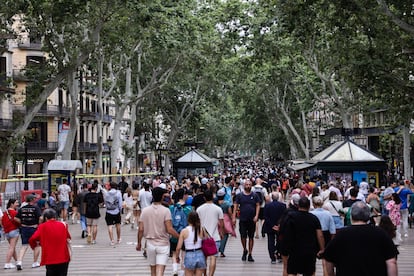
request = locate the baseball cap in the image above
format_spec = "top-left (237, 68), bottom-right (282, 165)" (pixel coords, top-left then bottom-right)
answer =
top-left (201, 178), bottom-right (208, 185)
top-left (26, 194), bottom-right (36, 202)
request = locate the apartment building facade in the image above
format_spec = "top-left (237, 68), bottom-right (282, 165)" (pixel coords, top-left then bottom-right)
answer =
top-left (0, 26), bottom-right (116, 176)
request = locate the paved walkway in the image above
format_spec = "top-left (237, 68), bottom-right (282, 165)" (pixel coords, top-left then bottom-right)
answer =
top-left (1, 208), bottom-right (414, 275)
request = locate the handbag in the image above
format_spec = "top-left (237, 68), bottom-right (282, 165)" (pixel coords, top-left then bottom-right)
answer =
top-left (201, 227), bottom-right (218, 257)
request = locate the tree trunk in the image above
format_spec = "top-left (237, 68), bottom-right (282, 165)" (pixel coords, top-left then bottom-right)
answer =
top-left (61, 71), bottom-right (79, 160)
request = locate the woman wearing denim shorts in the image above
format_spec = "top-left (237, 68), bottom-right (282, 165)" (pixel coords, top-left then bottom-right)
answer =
top-left (2, 199), bottom-right (20, 269)
top-left (175, 211), bottom-right (206, 275)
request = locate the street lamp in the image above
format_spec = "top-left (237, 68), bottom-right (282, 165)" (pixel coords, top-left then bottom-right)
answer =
top-left (107, 136), bottom-right (113, 181)
top-left (390, 131), bottom-right (397, 183)
top-left (24, 139), bottom-right (28, 190)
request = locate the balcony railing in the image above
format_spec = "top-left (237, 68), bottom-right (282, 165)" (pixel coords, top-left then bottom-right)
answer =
top-left (13, 105), bottom-right (71, 117)
top-left (15, 141), bottom-right (100, 153)
top-left (12, 69), bottom-right (27, 81)
top-left (17, 42), bottom-right (42, 50)
top-left (78, 142), bottom-right (98, 152)
top-left (80, 112), bottom-right (112, 124)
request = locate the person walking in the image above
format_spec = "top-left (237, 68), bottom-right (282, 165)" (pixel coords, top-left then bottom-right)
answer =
top-left (175, 211), bottom-right (206, 276)
top-left (232, 179), bottom-right (260, 262)
top-left (103, 181), bottom-right (123, 246)
top-left (263, 192), bottom-right (286, 264)
top-left (324, 201), bottom-right (398, 276)
top-left (123, 187), bottom-right (134, 225)
top-left (57, 179), bottom-right (72, 221)
top-left (136, 187), bottom-right (179, 276)
top-left (131, 181), bottom-right (140, 229)
top-left (83, 182), bottom-right (103, 245)
top-left (14, 194), bottom-right (42, 270)
top-left (138, 182), bottom-right (153, 210)
top-left (394, 180), bottom-right (413, 238)
top-left (197, 190), bottom-right (224, 276)
top-left (310, 196), bottom-right (336, 276)
top-left (283, 197), bottom-right (325, 276)
top-left (322, 191), bottom-right (344, 230)
top-left (217, 188), bottom-right (236, 258)
top-left (77, 183), bottom-right (89, 238)
top-left (386, 193), bottom-right (402, 245)
top-left (29, 208), bottom-right (71, 276)
top-left (2, 199), bottom-right (20, 269)
top-left (169, 188), bottom-right (192, 276)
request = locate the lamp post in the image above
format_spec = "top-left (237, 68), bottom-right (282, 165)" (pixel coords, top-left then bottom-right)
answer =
top-left (390, 131), bottom-right (397, 183)
top-left (107, 136), bottom-right (113, 182)
top-left (24, 140), bottom-right (28, 190)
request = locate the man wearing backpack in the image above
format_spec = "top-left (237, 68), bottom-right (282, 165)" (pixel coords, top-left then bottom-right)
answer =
top-left (169, 189), bottom-right (192, 276)
top-left (103, 182), bottom-right (123, 246)
top-left (253, 176), bottom-right (269, 239)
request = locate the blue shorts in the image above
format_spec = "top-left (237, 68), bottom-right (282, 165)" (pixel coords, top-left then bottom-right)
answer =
top-left (20, 227), bottom-right (37, 245)
top-left (5, 229), bottom-right (20, 239)
top-left (184, 249), bottom-right (206, 270)
top-left (60, 201), bottom-right (70, 210)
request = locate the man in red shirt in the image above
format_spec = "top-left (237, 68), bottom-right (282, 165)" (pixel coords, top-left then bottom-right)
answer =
top-left (29, 208), bottom-right (71, 276)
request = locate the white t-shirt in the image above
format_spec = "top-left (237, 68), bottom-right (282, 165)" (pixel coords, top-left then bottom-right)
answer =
top-left (58, 183), bottom-right (71, 202)
top-left (197, 202), bottom-right (223, 241)
top-left (138, 189), bottom-right (153, 209)
top-left (253, 185), bottom-right (268, 208)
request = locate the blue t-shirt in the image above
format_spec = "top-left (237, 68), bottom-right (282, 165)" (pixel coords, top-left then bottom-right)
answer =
top-left (235, 192), bottom-right (260, 222)
top-left (394, 187), bottom-right (413, 209)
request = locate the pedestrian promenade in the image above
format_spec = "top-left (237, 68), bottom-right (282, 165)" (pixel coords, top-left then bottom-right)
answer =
top-left (1, 208), bottom-right (414, 275)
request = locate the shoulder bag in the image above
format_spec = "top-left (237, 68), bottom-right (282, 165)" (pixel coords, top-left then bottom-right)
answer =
top-left (201, 227), bottom-right (218, 257)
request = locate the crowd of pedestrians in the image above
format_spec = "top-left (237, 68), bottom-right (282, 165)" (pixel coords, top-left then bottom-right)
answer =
top-left (2, 161), bottom-right (414, 275)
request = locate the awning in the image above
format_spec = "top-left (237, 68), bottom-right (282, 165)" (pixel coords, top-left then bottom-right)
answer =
top-left (287, 162), bottom-right (316, 171)
top-left (48, 160), bottom-right (83, 171)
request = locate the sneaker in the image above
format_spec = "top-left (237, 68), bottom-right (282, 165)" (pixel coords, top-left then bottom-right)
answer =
top-left (173, 271), bottom-right (178, 276)
top-left (32, 262), bottom-right (40, 268)
top-left (248, 255), bottom-right (254, 262)
top-left (4, 263), bottom-right (15, 269)
top-left (220, 252), bottom-right (226, 258)
top-left (143, 251), bottom-right (147, 258)
top-left (86, 234), bottom-right (92, 244)
top-left (241, 250), bottom-right (248, 261)
top-left (117, 238), bottom-right (122, 244)
top-left (110, 240), bottom-right (115, 246)
top-left (16, 261), bottom-right (22, 271)
top-left (91, 240), bottom-right (96, 245)
top-left (271, 260), bottom-right (276, 264)
top-left (81, 230), bottom-right (86, 239)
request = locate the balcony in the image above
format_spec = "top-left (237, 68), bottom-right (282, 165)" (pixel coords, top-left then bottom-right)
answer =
top-left (12, 69), bottom-right (27, 81)
top-left (15, 141), bottom-right (100, 154)
top-left (80, 111), bottom-right (112, 124)
top-left (78, 142), bottom-right (98, 152)
top-left (13, 105), bottom-right (71, 118)
top-left (17, 42), bottom-right (42, 50)
top-left (15, 142), bottom-right (58, 154)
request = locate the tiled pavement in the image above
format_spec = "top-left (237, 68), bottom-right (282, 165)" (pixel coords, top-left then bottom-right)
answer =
top-left (1, 209), bottom-right (414, 275)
